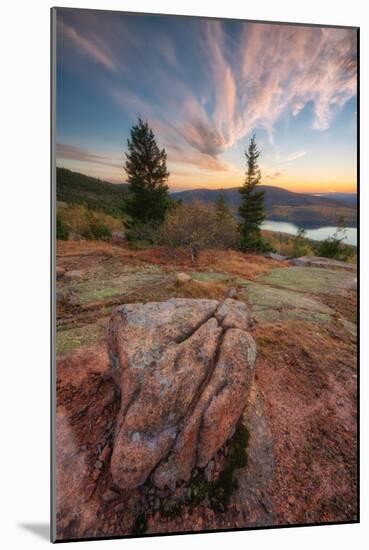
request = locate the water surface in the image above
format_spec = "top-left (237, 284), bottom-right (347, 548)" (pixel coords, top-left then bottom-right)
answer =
top-left (261, 220), bottom-right (357, 246)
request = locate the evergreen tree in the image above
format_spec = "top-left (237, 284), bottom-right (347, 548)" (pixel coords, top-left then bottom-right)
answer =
top-left (215, 191), bottom-right (232, 224)
top-left (214, 192), bottom-right (238, 249)
top-left (123, 118), bottom-right (171, 239)
top-left (239, 135), bottom-right (270, 251)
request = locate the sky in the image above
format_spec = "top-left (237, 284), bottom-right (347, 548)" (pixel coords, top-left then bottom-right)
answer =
top-left (55, 9), bottom-right (358, 193)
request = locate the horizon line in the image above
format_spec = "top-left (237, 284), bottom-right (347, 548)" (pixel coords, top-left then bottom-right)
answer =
top-left (56, 166), bottom-right (357, 195)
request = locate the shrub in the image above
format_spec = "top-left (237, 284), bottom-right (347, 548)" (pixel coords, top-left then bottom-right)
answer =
top-left (290, 227), bottom-right (311, 258)
top-left (262, 229), bottom-right (314, 258)
top-left (125, 220), bottom-right (161, 244)
top-left (56, 214), bottom-right (69, 240)
top-left (317, 238), bottom-right (351, 261)
top-left (87, 219), bottom-right (112, 240)
top-left (57, 204), bottom-right (120, 241)
top-left (316, 224), bottom-right (351, 261)
top-left (155, 200), bottom-right (239, 261)
top-left (238, 233), bottom-right (275, 254)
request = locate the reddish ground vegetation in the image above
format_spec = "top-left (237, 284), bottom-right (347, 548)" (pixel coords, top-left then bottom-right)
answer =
top-left (319, 290), bottom-right (357, 323)
top-left (253, 320), bottom-right (357, 524)
top-left (56, 240), bottom-right (283, 279)
top-left (54, 240), bottom-right (357, 539)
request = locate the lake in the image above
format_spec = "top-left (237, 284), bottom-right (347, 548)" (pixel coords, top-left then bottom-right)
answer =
top-left (261, 220), bottom-right (357, 246)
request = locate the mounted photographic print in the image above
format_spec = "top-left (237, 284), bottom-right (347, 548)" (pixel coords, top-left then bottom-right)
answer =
top-left (51, 7), bottom-right (359, 543)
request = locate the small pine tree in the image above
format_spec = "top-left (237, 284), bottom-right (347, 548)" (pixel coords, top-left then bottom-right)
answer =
top-left (123, 118), bottom-right (171, 239)
top-left (214, 192), bottom-right (239, 249)
top-left (215, 192), bottom-right (232, 223)
top-left (239, 135), bottom-right (270, 252)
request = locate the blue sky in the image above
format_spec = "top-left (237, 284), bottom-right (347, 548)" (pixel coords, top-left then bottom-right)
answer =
top-left (56, 9), bottom-right (357, 192)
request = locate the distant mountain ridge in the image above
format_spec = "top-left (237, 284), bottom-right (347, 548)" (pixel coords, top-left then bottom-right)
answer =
top-left (172, 185), bottom-right (350, 208)
top-left (56, 168), bottom-right (357, 228)
top-left (171, 186), bottom-right (357, 228)
top-left (306, 192), bottom-right (357, 205)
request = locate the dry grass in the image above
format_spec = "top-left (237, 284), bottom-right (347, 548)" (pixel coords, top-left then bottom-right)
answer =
top-left (57, 241), bottom-right (283, 278)
top-left (57, 204), bottom-right (123, 235)
top-left (57, 240), bottom-right (140, 261)
top-left (197, 249), bottom-right (285, 279)
top-left (55, 238), bottom-right (357, 528)
top-left (253, 319), bottom-right (357, 524)
top-left (319, 290), bottom-right (357, 323)
top-left (254, 320), bottom-right (356, 400)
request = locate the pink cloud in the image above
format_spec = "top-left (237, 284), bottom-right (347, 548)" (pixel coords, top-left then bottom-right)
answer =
top-left (166, 144), bottom-right (233, 173)
top-left (176, 22), bottom-right (357, 150)
top-left (56, 143), bottom-right (120, 169)
top-left (236, 24), bottom-right (357, 133)
top-left (107, 21), bottom-right (356, 167)
top-left (58, 20), bottom-right (115, 71)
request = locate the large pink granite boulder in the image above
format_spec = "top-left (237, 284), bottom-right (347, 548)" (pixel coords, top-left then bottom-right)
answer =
top-left (107, 298), bottom-right (256, 491)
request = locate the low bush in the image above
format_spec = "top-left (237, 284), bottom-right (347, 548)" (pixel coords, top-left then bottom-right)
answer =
top-left (86, 219), bottom-right (112, 240)
top-left (125, 220), bottom-right (161, 244)
top-left (56, 204), bottom-right (121, 241)
top-left (238, 233), bottom-right (275, 254)
top-left (56, 214), bottom-right (69, 240)
top-left (262, 229), bottom-right (315, 258)
top-left (155, 200), bottom-right (239, 261)
top-left (316, 225), bottom-right (352, 261)
top-left (316, 238), bottom-right (351, 261)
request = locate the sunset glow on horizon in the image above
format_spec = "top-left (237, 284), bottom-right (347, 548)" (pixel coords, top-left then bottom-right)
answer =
top-left (56, 11), bottom-right (357, 194)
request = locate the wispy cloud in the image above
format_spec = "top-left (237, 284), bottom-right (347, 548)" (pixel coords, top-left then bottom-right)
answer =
top-left (166, 144), bottom-right (237, 173)
top-left (58, 19), bottom-right (116, 71)
top-left (277, 150), bottom-right (306, 164)
top-left (265, 170), bottom-right (283, 181)
top-left (106, 20), bottom-right (356, 164)
top-left (56, 143), bottom-right (121, 169)
top-left (56, 11), bottom-right (357, 187)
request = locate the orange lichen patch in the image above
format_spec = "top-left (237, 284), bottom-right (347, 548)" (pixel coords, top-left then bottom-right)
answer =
top-left (253, 320), bottom-right (357, 524)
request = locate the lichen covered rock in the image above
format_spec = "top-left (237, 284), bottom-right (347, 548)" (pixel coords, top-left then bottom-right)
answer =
top-left (107, 298), bottom-right (256, 491)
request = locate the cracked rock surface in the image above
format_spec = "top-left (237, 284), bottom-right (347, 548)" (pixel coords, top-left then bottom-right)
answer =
top-left (107, 298), bottom-right (256, 491)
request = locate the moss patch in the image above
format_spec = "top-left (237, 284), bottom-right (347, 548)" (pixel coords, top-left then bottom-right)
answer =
top-left (85, 287), bottom-right (123, 301)
top-left (157, 421), bottom-right (250, 520)
top-left (208, 422), bottom-right (249, 512)
top-left (190, 271), bottom-right (232, 282)
top-left (255, 308), bottom-right (332, 323)
top-left (240, 281), bottom-right (333, 324)
top-left (56, 318), bottom-right (107, 355)
top-left (259, 267), bottom-right (356, 295)
top-left (67, 268), bottom-right (175, 305)
top-left (131, 513), bottom-right (147, 535)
